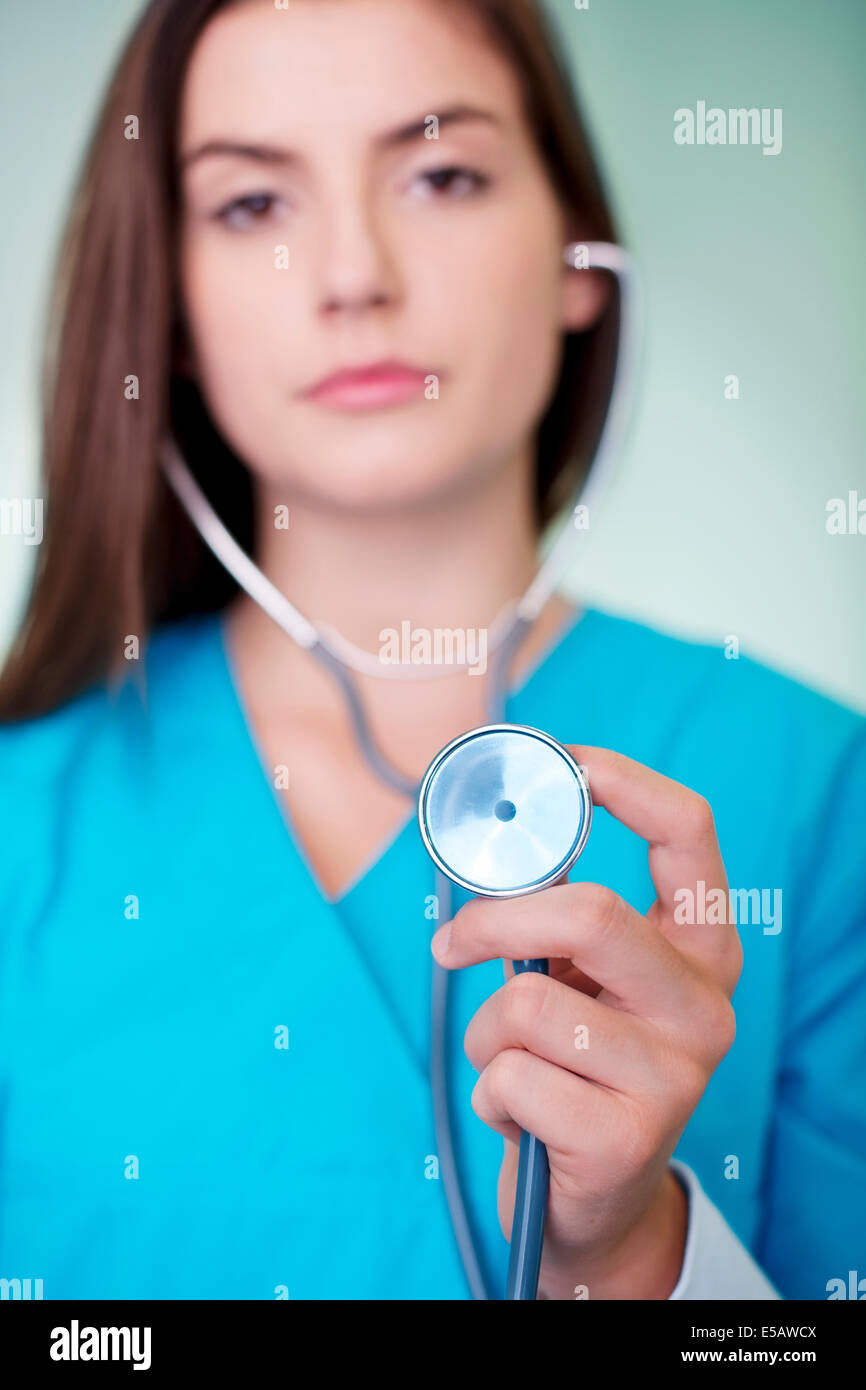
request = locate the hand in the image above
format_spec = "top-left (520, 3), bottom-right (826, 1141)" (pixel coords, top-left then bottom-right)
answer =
top-left (430, 745), bottom-right (743, 1299)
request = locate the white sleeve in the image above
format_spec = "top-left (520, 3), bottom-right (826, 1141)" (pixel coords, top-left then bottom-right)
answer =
top-left (666, 1160), bottom-right (782, 1300)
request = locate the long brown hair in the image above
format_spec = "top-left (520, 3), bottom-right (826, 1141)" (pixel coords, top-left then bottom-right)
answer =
top-left (0, 0), bottom-right (621, 722)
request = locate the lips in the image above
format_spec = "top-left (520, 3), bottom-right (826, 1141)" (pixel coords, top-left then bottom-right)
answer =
top-left (302, 359), bottom-right (430, 410)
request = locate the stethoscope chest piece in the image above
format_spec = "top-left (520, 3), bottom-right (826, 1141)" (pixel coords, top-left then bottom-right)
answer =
top-left (417, 723), bottom-right (592, 898)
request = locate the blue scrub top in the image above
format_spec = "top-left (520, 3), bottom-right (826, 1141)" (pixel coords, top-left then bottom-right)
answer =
top-left (0, 605), bottom-right (864, 1300)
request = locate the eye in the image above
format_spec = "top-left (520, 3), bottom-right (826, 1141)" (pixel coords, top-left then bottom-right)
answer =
top-left (212, 192), bottom-right (287, 230)
top-left (409, 165), bottom-right (491, 199)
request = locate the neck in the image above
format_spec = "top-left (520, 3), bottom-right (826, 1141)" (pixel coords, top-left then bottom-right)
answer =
top-left (221, 441), bottom-right (576, 754)
top-left (251, 442), bottom-right (538, 645)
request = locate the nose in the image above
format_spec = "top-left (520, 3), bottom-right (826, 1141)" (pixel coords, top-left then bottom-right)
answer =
top-left (315, 189), bottom-right (400, 319)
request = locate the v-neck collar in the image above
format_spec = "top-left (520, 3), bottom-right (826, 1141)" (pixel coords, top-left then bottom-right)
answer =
top-left (209, 600), bottom-right (593, 909)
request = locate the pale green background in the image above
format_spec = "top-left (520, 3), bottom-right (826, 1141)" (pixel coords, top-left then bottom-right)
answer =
top-left (1, 0), bottom-right (864, 708)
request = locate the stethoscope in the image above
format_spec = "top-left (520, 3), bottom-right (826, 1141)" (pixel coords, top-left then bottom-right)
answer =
top-left (418, 723), bottom-right (592, 1299)
top-left (162, 240), bottom-right (643, 1298)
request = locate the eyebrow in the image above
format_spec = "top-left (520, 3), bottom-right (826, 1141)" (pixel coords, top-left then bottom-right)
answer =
top-left (179, 103), bottom-right (504, 171)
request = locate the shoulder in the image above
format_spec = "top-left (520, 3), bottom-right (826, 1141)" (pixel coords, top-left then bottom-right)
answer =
top-left (0, 611), bottom-right (222, 852)
top-left (572, 609), bottom-right (866, 1013)
top-left (0, 679), bottom-right (107, 811)
top-left (579, 604), bottom-right (865, 760)
top-left (572, 607), bottom-right (866, 883)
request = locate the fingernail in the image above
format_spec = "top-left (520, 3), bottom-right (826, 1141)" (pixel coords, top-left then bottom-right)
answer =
top-left (431, 922), bottom-right (452, 961)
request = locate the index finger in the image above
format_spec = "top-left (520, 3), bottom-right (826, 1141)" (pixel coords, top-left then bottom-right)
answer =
top-left (564, 745), bottom-right (728, 916)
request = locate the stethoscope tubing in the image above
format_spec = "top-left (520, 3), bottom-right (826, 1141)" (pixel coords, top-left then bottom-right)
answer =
top-left (505, 956), bottom-right (551, 1300)
top-left (158, 239), bottom-right (643, 1301)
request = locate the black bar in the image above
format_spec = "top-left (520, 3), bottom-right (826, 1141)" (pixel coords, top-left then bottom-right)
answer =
top-left (0, 1298), bottom-right (859, 1375)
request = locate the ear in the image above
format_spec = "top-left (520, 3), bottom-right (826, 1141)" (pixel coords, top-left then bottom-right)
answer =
top-left (560, 255), bottom-right (611, 335)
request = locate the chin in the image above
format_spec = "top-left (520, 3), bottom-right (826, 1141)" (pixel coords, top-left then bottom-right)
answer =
top-left (280, 431), bottom-right (473, 512)
top-left (313, 468), bottom-right (458, 517)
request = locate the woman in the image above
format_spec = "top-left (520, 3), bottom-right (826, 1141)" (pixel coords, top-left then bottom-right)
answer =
top-left (0, 0), bottom-right (862, 1301)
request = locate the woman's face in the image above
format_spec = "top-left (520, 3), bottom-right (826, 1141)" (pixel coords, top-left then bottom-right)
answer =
top-left (177, 0), bottom-right (604, 514)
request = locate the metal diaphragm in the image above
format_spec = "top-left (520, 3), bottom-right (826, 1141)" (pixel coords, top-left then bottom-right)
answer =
top-left (417, 723), bottom-right (592, 898)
